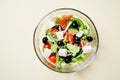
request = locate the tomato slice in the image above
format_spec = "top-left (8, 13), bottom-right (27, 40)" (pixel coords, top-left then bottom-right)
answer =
top-left (62, 15), bottom-right (73, 21)
top-left (68, 33), bottom-right (74, 44)
top-left (43, 43), bottom-right (51, 49)
top-left (64, 32), bottom-right (74, 44)
top-left (58, 19), bottom-right (67, 30)
top-left (64, 32), bottom-right (69, 42)
top-left (49, 28), bottom-right (58, 35)
top-left (48, 54), bottom-right (56, 64)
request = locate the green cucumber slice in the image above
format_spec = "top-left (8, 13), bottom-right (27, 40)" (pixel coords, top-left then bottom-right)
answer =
top-left (68, 28), bottom-right (78, 35)
top-left (51, 42), bottom-right (58, 53)
top-left (80, 55), bottom-right (86, 61)
top-left (83, 29), bottom-right (90, 35)
top-left (67, 43), bottom-right (80, 56)
top-left (72, 57), bottom-right (83, 63)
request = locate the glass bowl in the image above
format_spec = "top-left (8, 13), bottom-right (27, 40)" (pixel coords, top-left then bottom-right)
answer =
top-left (33, 8), bottom-right (99, 73)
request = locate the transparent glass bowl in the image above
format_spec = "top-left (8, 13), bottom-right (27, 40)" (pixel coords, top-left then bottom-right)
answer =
top-left (33, 8), bottom-right (99, 73)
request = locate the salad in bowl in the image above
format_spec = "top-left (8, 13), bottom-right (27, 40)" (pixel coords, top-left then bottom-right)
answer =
top-left (33, 8), bottom-right (99, 73)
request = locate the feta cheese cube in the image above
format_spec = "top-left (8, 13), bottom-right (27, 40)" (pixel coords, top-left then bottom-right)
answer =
top-left (43, 48), bottom-right (52, 57)
top-left (76, 30), bottom-right (84, 38)
top-left (82, 45), bottom-right (92, 53)
top-left (58, 49), bottom-right (67, 57)
top-left (56, 31), bottom-right (64, 41)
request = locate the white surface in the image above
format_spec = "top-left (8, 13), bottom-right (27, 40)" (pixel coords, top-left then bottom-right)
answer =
top-left (0, 0), bottom-right (120, 80)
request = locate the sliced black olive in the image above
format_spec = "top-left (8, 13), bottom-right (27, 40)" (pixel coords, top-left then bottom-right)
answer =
top-left (71, 21), bottom-right (78, 28)
top-left (74, 35), bottom-right (81, 44)
top-left (65, 57), bottom-right (72, 63)
top-left (64, 53), bottom-right (72, 63)
top-left (57, 41), bottom-right (64, 46)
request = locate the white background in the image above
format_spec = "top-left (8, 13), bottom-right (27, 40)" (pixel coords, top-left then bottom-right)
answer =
top-left (0, 0), bottom-right (120, 80)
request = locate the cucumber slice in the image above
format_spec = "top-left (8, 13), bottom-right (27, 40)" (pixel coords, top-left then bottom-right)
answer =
top-left (72, 55), bottom-right (85, 62)
top-left (51, 43), bottom-right (58, 53)
top-left (67, 43), bottom-right (80, 56)
top-left (56, 56), bottom-right (60, 63)
top-left (72, 57), bottom-right (83, 63)
top-left (68, 28), bottom-right (78, 35)
top-left (80, 55), bottom-right (86, 61)
top-left (81, 35), bottom-right (87, 40)
top-left (83, 29), bottom-right (90, 35)
top-left (85, 25), bottom-right (90, 30)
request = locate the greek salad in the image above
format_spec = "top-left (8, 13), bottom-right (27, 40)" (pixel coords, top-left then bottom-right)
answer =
top-left (42, 15), bottom-right (93, 69)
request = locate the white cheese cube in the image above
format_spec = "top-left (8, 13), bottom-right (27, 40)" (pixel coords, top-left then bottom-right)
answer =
top-left (82, 45), bottom-right (92, 53)
top-left (58, 49), bottom-right (67, 57)
top-left (56, 31), bottom-right (64, 41)
top-left (43, 48), bottom-right (52, 57)
top-left (76, 30), bottom-right (84, 38)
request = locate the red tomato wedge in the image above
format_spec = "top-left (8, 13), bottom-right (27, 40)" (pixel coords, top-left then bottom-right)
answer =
top-left (49, 28), bottom-right (58, 35)
top-left (62, 15), bottom-right (73, 21)
top-left (64, 32), bottom-right (69, 42)
top-left (58, 19), bottom-right (67, 30)
top-left (64, 32), bottom-right (74, 44)
top-left (43, 43), bottom-right (51, 49)
top-left (48, 54), bottom-right (56, 64)
top-left (68, 33), bottom-right (74, 44)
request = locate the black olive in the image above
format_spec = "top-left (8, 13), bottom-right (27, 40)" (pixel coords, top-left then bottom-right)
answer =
top-left (71, 21), bottom-right (78, 28)
top-left (75, 36), bottom-right (80, 41)
top-left (57, 41), bottom-right (64, 46)
top-left (64, 54), bottom-right (72, 63)
top-left (74, 36), bottom-right (81, 44)
top-left (42, 37), bottom-right (48, 43)
top-left (87, 36), bottom-right (93, 42)
top-left (67, 54), bottom-right (72, 58)
top-left (65, 57), bottom-right (72, 63)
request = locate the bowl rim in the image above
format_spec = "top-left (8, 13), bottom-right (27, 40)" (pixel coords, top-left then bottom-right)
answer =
top-left (33, 8), bottom-right (99, 73)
